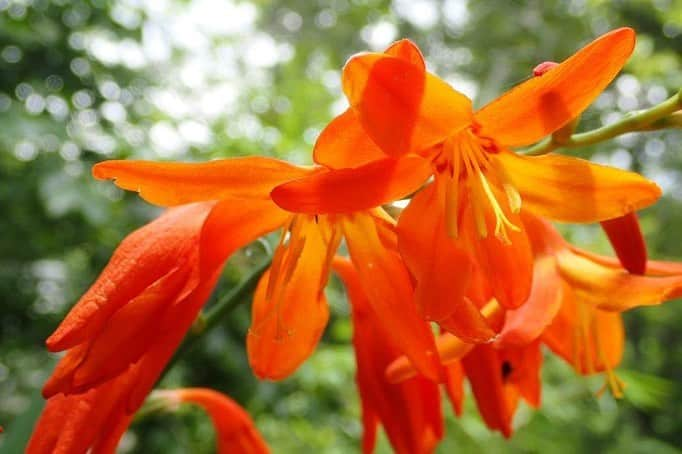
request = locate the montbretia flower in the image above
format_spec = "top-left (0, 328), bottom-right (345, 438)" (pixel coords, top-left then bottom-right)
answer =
top-left (275, 29), bottom-right (661, 341)
top-left (521, 213), bottom-right (682, 396)
top-left (93, 156), bottom-right (442, 381)
top-left (154, 388), bottom-right (269, 454)
top-left (29, 203), bottom-right (239, 452)
top-left (333, 258), bottom-right (442, 454)
top-left (386, 212), bottom-right (682, 434)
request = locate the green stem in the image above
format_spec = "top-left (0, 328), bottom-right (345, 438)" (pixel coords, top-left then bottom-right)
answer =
top-left (525, 88), bottom-right (682, 156)
top-left (159, 258), bottom-right (271, 381)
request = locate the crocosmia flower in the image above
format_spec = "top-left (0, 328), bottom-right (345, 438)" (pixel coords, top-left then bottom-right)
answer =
top-left (94, 156), bottom-right (442, 382)
top-left (274, 29), bottom-right (661, 342)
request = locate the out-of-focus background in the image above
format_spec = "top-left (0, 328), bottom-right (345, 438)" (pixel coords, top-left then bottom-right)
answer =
top-left (0, 0), bottom-right (681, 452)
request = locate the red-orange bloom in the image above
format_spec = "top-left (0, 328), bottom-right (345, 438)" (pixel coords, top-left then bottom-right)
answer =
top-left (271, 29), bottom-right (661, 343)
top-left (521, 213), bottom-right (682, 395)
top-left (155, 388), bottom-right (269, 454)
top-left (29, 199), bottom-right (283, 452)
top-left (333, 258), bottom-right (442, 454)
top-left (93, 157), bottom-right (442, 382)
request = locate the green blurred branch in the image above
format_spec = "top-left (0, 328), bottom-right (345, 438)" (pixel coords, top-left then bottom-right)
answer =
top-left (525, 88), bottom-right (682, 156)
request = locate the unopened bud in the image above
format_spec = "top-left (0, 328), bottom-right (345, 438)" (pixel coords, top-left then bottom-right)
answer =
top-left (532, 61), bottom-right (559, 77)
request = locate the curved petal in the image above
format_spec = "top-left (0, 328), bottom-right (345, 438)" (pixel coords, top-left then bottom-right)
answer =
top-left (556, 249), bottom-right (682, 312)
top-left (271, 156), bottom-right (432, 214)
top-left (496, 150), bottom-right (661, 223)
top-left (342, 213), bottom-right (443, 382)
top-left (159, 389), bottom-right (269, 454)
top-left (93, 157), bottom-right (315, 206)
top-left (495, 256), bottom-right (563, 348)
top-left (475, 28), bottom-right (635, 147)
top-left (384, 39), bottom-right (426, 69)
top-left (600, 212), bottom-right (647, 275)
top-left (343, 51), bottom-right (473, 156)
top-left (313, 108), bottom-right (387, 168)
top-left (398, 183), bottom-right (495, 341)
top-left (247, 218), bottom-right (330, 380)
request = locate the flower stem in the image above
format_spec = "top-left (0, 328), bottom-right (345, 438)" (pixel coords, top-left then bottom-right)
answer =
top-left (525, 88), bottom-right (682, 156)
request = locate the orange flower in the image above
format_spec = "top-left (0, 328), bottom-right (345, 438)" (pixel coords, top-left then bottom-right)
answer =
top-left (94, 157), bottom-right (442, 381)
top-left (29, 201), bottom-right (266, 452)
top-left (273, 30), bottom-right (661, 341)
top-left (333, 258), bottom-right (442, 454)
top-left (520, 213), bottom-right (682, 395)
top-left (155, 388), bottom-right (269, 454)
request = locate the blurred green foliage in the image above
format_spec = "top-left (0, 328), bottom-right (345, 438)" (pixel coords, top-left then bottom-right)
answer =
top-left (0, 0), bottom-right (681, 452)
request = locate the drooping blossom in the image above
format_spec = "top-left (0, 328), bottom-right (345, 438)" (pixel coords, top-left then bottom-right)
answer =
top-left (154, 388), bottom-right (269, 454)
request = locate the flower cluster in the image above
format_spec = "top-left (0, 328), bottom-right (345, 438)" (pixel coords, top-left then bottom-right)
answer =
top-left (26, 28), bottom-right (682, 453)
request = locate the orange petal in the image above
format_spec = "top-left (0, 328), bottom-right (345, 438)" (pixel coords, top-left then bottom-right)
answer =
top-left (398, 183), bottom-right (495, 341)
top-left (463, 197), bottom-right (533, 309)
top-left (93, 157), bottom-right (315, 206)
top-left (342, 213), bottom-right (443, 382)
top-left (161, 388), bottom-right (269, 454)
top-left (313, 108), bottom-right (387, 168)
top-left (384, 39), bottom-right (426, 69)
top-left (556, 249), bottom-right (682, 312)
top-left (475, 28), bottom-right (635, 147)
top-left (247, 218), bottom-right (330, 380)
top-left (497, 340), bottom-right (543, 408)
top-left (495, 256), bottom-right (563, 348)
top-left (496, 150), bottom-right (661, 223)
top-left (443, 361), bottom-right (465, 417)
top-left (343, 51), bottom-right (472, 156)
top-left (271, 156), bottom-right (431, 214)
top-left (461, 345), bottom-right (518, 438)
top-left (542, 289), bottom-right (624, 374)
top-left (333, 257), bottom-right (443, 454)
top-left (46, 202), bottom-right (214, 352)
top-left (600, 212), bottom-right (647, 275)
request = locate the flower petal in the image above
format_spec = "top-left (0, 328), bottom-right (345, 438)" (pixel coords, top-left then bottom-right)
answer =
top-left (496, 150), bottom-right (661, 223)
top-left (556, 249), bottom-right (682, 312)
top-left (271, 156), bottom-right (431, 214)
top-left (443, 361), bottom-right (465, 417)
top-left (461, 345), bottom-right (518, 438)
top-left (313, 108), bottom-right (387, 169)
top-left (398, 183), bottom-right (495, 341)
top-left (475, 28), bottom-right (635, 147)
top-left (159, 389), bottom-right (269, 454)
top-left (343, 51), bottom-right (472, 156)
top-left (93, 157), bottom-right (314, 206)
top-left (600, 212), bottom-right (647, 275)
top-left (247, 218), bottom-right (330, 380)
top-left (463, 198), bottom-right (534, 309)
top-left (495, 256), bottom-right (563, 348)
top-left (342, 213), bottom-right (443, 382)
top-left (333, 257), bottom-right (443, 454)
